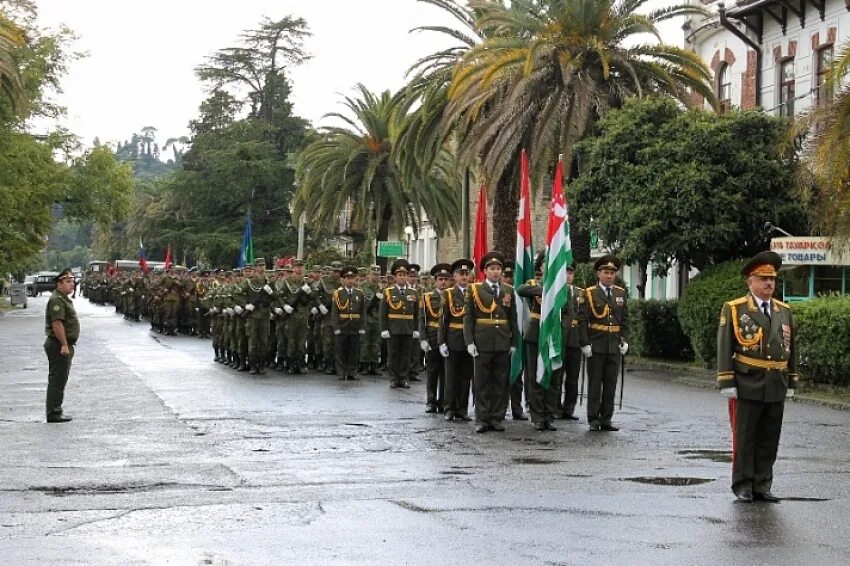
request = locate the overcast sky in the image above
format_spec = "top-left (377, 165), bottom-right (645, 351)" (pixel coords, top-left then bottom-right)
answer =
top-left (34, 0), bottom-right (683, 149)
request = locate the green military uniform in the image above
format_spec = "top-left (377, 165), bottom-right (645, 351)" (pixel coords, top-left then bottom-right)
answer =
top-left (306, 265), bottom-right (323, 369)
top-left (464, 253), bottom-right (518, 432)
top-left (560, 273), bottom-right (589, 420)
top-left (317, 263), bottom-right (342, 374)
top-left (420, 263), bottom-right (450, 412)
top-left (438, 259), bottom-right (475, 421)
top-left (331, 266), bottom-right (367, 380)
top-left (517, 274), bottom-right (552, 428)
top-left (380, 259), bottom-right (419, 388)
top-left (359, 265), bottom-right (383, 375)
top-left (242, 259), bottom-right (274, 375)
top-left (280, 262), bottom-right (315, 374)
top-left (231, 269), bottom-right (250, 371)
top-left (44, 270), bottom-right (79, 422)
top-left (717, 251), bottom-right (797, 502)
top-left (581, 255), bottom-right (629, 431)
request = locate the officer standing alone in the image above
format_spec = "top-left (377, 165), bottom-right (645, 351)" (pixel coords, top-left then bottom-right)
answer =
top-left (44, 269), bottom-right (79, 423)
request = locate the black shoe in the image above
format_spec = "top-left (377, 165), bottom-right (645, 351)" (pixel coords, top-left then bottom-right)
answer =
top-left (409, 376), bottom-right (421, 382)
top-left (474, 424), bottom-right (488, 433)
top-left (512, 413), bottom-right (528, 421)
top-left (444, 410), bottom-right (455, 421)
top-left (346, 374), bottom-right (358, 381)
top-left (562, 413), bottom-right (580, 421)
top-left (490, 422), bottom-right (505, 432)
top-left (47, 415), bottom-right (72, 423)
top-left (589, 423), bottom-right (601, 431)
top-left (736, 490), bottom-right (754, 503)
top-left (546, 420), bottom-right (558, 431)
top-left (754, 491), bottom-right (781, 503)
top-left (339, 374), bottom-right (346, 380)
top-left (425, 404), bottom-right (437, 413)
top-left (533, 422), bottom-right (546, 432)
top-left (457, 415), bottom-right (472, 422)
top-left (400, 381), bottom-right (410, 389)
top-left (601, 424), bottom-right (619, 431)
top-left (390, 382), bottom-right (399, 389)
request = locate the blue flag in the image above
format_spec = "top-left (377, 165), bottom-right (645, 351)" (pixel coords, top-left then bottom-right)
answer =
top-left (238, 209), bottom-right (254, 267)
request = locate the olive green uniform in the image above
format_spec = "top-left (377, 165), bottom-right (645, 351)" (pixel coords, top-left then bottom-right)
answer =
top-left (44, 290), bottom-right (80, 420)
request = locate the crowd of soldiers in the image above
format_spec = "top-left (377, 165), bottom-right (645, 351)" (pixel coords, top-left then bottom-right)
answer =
top-left (80, 251), bottom-right (630, 433)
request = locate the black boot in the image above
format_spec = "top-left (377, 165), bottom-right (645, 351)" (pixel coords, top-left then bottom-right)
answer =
top-left (238, 356), bottom-right (249, 372)
top-left (214, 347), bottom-right (220, 362)
top-left (230, 354), bottom-right (240, 369)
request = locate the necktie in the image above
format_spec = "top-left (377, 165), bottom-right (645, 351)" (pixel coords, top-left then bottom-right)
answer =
top-left (492, 283), bottom-right (499, 298)
top-left (762, 301), bottom-right (770, 321)
top-left (606, 287), bottom-right (611, 300)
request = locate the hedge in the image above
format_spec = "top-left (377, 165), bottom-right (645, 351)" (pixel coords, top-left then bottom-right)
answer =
top-left (629, 299), bottom-right (694, 361)
top-left (792, 295), bottom-right (850, 386)
top-left (677, 261), bottom-right (747, 367)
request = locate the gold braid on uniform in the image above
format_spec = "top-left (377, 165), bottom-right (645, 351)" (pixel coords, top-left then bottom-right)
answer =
top-left (384, 287), bottom-right (404, 310)
top-left (445, 288), bottom-right (466, 317)
top-left (585, 287), bottom-right (610, 319)
top-left (470, 283), bottom-right (497, 314)
top-left (333, 289), bottom-right (350, 311)
top-left (526, 279), bottom-right (542, 305)
top-left (730, 301), bottom-right (762, 348)
top-left (424, 292), bottom-right (440, 319)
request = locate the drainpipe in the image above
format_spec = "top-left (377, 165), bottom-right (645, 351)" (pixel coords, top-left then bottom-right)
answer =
top-left (718, 3), bottom-right (762, 108)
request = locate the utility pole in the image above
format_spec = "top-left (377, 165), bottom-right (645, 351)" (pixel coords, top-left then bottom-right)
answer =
top-left (297, 212), bottom-right (306, 259)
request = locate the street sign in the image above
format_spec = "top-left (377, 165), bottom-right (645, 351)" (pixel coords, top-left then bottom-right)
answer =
top-left (377, 240), bottom-right (404, 257)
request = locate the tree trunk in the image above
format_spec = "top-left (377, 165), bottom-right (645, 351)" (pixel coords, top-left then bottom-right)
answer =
top-left (491, 175), bottom-right (519, 257)
top-left (637, 259), bottom-right (648, 299)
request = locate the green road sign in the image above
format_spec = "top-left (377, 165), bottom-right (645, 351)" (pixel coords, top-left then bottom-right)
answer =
top-left (377, 240), bottom-right (404, 257)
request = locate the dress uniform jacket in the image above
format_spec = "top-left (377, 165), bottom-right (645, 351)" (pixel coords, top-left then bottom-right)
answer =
top-left (419, 289), bottom-right (443, 348)
top-left (379, 286), bottom-right (419, 335)
top-left (438, 286), bottom-right (468, 351)
top-left (562, 284), bottom-right (588, 348)
top-left (582, 284), bottom-right (629, 352)
top-left (463, 282), bottom-right (518, 352)
top-left (716, 294), bottom-right (798, 402)
top-left (331, 286), bottom-right (367, 334)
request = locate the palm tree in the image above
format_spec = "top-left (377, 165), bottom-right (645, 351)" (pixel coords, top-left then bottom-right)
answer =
top-left (0, 12), bottom-right (27, 116)
top-left (293, 84), bottom-right (460, 268)
top-left (412, 0), bottom-right (714, 255)
top-left (809, 40), bottom-right (850, 240)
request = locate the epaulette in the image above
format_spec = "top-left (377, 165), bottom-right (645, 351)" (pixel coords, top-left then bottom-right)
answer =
top-left (526, 279), bottom-right (538, 286)
top-left (774, 299), bottom-right (790, 310)
top-left (728, 297), bottom-right (748, 306)
top-left (586, 285), bottom-right (598, 291)
top-left (614, 285), bottom-right (625, 291)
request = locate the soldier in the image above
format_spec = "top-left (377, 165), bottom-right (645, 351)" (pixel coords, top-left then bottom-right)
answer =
top-left (240, 258), bottom-right (274, 374)
top-left (502, 260), bottom-right (527, 421)
top-left (717, 251), bottom-right (797, 503)
top-left (464, 252), bottom-right (518, 433)
top-left (421, 263), bottom-right (451, 413)
top-left (360, 265), bottom-right (383, 375)
top-left (162, 275), bottom-right (182, 336)
top-left (231, 266), bottom-right (251, 371)
top-left (271, 265), bottom-right (291, 370)
top-left (44, 269), bottom-right (79, 423)
top-left (581, 255), bottom-right (629, 432)
top-left (438, 258), bottom-right (475, 422)
top-left (332, 266), bottom-right (367, 380)
top-left (560, 263), bottom-right (590, 420)
top-left (407, 263), bottom-right (423, 383)
top-left (317, 263), bottom-right (342, 374)
top-left (306, 264), bottom-right (324, 369)
top-left (516, 254), bottom-right (552, 430)
top-left (379, 259), bottom-right (419, 388)
top-left (195, 271), bottom-right (211, 338)
top-left (281, 259), bottom-right (315, 374)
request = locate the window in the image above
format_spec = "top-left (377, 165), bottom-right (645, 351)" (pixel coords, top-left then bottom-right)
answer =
top-left (779, 58), bottom-right (795, 116)
top-left (816, 45), bottom-right (834, 106)
top-left (782, 266), bottom-right (810, 297)
top-left (813, 266), bottom-right (843, 296)
top-left (717, 63), bottom-right (732, 112)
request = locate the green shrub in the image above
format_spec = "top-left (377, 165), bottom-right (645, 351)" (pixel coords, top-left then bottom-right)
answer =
top-left (793, 295), bottom-right (850, 386)
top-left (678, 261), bottom-right (747, 367)
top-left (630, 299), bottom-right (694, 360)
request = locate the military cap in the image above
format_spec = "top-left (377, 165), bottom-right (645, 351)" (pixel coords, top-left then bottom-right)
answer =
top-left (224, 270), bottom-right (233, 276)
top-left (479, 251), bottom-right (505, 272)
top-left (534, 251), bottom-right (545, 272)
top-left (742, 251), bottom-right (781, 277)
top-left (54, 268), bottom-right (74, 283)
top-left (431, 263), bottom-right (452, 278)
top-left (281, 263), bottom-right (293, 272)
top-left (292, 259), bottom-right (304, 267)
top-left (323, 265), bottom-right (332, 271)
top-left (566, 261), bottom-right (576, 272)
top-left (330, 261), bottom-right (343, 270)
top-left (594, 255), bottom-right (621, 272)
top-left (254, 257), bottom-right (266, 266)
top-left (310, 264), bottom-right (322, 272)
top-left (340, 265), bottom-right (358, 278)
top-left (200, 270), bottom-right (211, 277)
top-left (451, 258), bottom-right (475, 273)
top-left (408, 263), bottom-right (421, 274)
top-left (390, 258), bottom-right (410, 274)
top-left (188, 266), bottom-right (198, 273)
top-left (502, 261), bottom-right (515, 274)
top-left (357, 267), bottom-right (368, 275)
top-left (371, 264), bottom-right (381, 273)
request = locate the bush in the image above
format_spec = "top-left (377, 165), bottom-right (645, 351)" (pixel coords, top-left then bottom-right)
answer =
top-left (678, 261), bottom-right (747, 367)
top-left (629, 299), bottom-right (694, 360)
top-left (793, 295), bottom-right (850, 386)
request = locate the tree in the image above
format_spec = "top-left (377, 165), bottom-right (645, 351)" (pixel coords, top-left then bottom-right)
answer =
top-left (571, 97), bottom-right (809, 297)
top-left (0, 9), bottom-right (27, 115)
top-left (293, 85), bottom-right (460, 271)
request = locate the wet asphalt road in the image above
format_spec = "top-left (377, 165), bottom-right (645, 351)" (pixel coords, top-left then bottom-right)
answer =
top-left (1, 296), bottom-right (849, 565)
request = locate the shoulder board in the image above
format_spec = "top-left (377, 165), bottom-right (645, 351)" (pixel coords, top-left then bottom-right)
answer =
top-left (728, 297), bottom-right (748, 306)
top-left (575, 286), bottom-right (585, 292)
top-left (526, 279), bottom-right (537, 286)
top-left (774, 299), bottom-right (790, 309)
top-left (587, 285), bottom-right (597, 291)
top-left (446, 286), bottom-right (455, 292)
top-left (614, 285), bottom-right (625, 291)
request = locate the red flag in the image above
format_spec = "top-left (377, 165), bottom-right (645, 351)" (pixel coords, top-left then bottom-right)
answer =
top-left (472, 184), bottom-right (488, 282)
top-left (164, 244), bottom-right (172, 270)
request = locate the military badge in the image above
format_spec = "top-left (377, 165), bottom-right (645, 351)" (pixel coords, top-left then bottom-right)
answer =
top-left (406, 295), bottom-right (416, 302)
top-left (52, 305), bottom-right (60, 312)
top-left (615, 296), bottom-right (624, 306)
top-left (719, 313), bottom-right (727, 326)
top-left (502, 294), bottom-right (511, 307)
top-left (782, 324), bottom-right (792, 351)
top-left (741, 313), bottom-right (751, 324)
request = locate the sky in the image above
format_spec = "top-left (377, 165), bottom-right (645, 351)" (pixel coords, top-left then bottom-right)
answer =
top-left (34, 0), bottom-right (684, 149)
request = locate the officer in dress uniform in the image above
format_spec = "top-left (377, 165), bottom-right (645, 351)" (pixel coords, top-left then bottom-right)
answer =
top-left (502, 260), bottom-right (527, 421)
top-left (464, 252), bottom-right (518, 433)
top-left (379, 259), bottom-right (419, 388)
top-left (359, 265), bottom-right (383, 375)
top-left (331, 266), bottom-right (367, 380)
top-left (407, 263), bottom-right (423, 383)
top-left (439, 258), bottom-right (475, 422)
top-left (420, 263), bottom-right (451, 413)
top-left (560, 263), bottom-right (590, 420)
top-left (44, 269), bottom-right (79, 423)
top-left (581, 255), bottom-right (628, 431)
top-left (717, 251), bottom-right (797, 503)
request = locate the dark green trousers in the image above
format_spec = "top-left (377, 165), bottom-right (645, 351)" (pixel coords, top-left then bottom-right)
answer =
top-left (474, 350), bottom-right (510, 426)
top-left (733, 398), bottom-right (784, 496)
top-left (44, 337), bottom-right (74, 419)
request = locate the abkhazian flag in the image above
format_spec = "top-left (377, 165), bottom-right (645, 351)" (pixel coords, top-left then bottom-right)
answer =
top-left (510, 149), bottom-right (533, 385)
top-left (238, 208), bottom-right (254, 268)
top-left (536, 158), bottom-right (573, 388)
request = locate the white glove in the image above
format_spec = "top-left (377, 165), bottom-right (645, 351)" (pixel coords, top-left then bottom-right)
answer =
top-left (786, 389), bottom-right (795, 399)
top-left (412, 331), bottom-right (420, 339)
top-left (129, 287), bottom-right (134, 293)
top-left (358, 329), bottom-right (366, 335)
top-left (420, 340), bottom-right (430, 352)
top-left (301, 284), bottom-right (312, 294)
top-left (581, 345), bottom-right (592, 358)
top-left (245, 303), bottom-right (255, 312)
top-left (720, 387), bottom-right (737, 399)
top-left (381, 330), bottom-right (390, 339)
top-left (619, 342), bottom-right (629, 355)
top-left (319, 304), bottom-right (329, 315)
top-left (210, 307), bottom-right (217, 314)
top-left (283, 304), bottom-right (294, 314)
top-left (509, 346), bottom-right (516, 355)
top-left (263, 284), bottom-right (273, 295)
top-left (439, 344), bottom-right (449, 358)
top-left (195, 307), bottom-right (199, 312)
top-left (274, 307), bottom-right (283, 315)
top-left (269, 312), bottom-right (275, 320)
top-left (467, 344), bottom-right (479, 358)
top-left (234, 305), bottom-right (244, 315)
top-left (310, 307), bottom-right (318, 315)
top-left (334, 329), bottom-right (341, 336)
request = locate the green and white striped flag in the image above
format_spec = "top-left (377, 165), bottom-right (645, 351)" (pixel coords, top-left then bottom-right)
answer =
top-left (510, 149), bottom-right (534, 384)
top-left (536, 159), bottom-right (572, 389)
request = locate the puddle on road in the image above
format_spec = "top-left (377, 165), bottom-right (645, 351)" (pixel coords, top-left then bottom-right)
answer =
top-left (781, 496), bottom-right (831, 502)
top-left (440, 470), bottom-right (473, 475)
top-left (620, 476), bottom-right (715, 486)
top-left (677, 449), bottom-right (733, 463)
top-left (511, 457), bottom-right (561, 465)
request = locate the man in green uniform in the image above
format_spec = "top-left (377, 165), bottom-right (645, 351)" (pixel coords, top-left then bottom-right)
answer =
top-left (360, 265), bottom-right (383, 375)
top-left (380, 259), bottom-right (419, 388)
top-left (44, 269), bottom-right (79, 423)
top-left (331, 265), bottom-right (367, 380)
top-left (306, 264), bottom-right (323, 369)
top-left (281, 260), bottom-right (314, 374)
top-left (560, 263), bottom-right (590, 421)
top-left (438, 258), bottom-right (475, 422)
top-left (464, 252), bottom-right (518, 433)
top-left (243, 258), bottom-right (275, 375)
top-left (420, 263), bottom-right (451, 412)
top-left (581, 255), bottom-right (629, 432)
top-left (502, 261), bottom-right (527, 421)
top-left (318, 262), bottom-right (342, 374)
top-left (517, 255), bottom-right (551, 430)
top-left (717, 251), bottom-right (797, 503)
top-left (407, 264), bottom-right (423, 382)
top-left (232, 266), bottom-right (251, 371)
